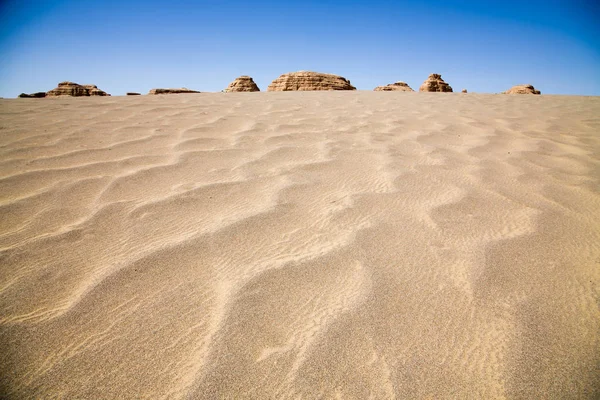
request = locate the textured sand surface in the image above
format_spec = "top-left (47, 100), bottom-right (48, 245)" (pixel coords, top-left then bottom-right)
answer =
top-left (1, 92), bottom-right (599, 399)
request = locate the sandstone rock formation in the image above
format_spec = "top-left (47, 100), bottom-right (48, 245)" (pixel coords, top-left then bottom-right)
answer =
top-left (126, 92), bottom-right (141, 96)
top-left (46, 81), bottom-right (110, 97)
top-left (419, 74), bottom-right (453, 92)
top-left (503, 84), bottom-right (541, 95)
top-left (267, 71), bottom-right (356, 91)
top-left (462, 89), bottom-right (468, 93)
top-left (224, 76), bottom-right (260, 92)
top-left (373, 81), bottom-right (414, 92)
top-left (46, 81), bottom-right (87, 96)
top-left (84, 85), bottom-right (110, 96)
top-left (19, 92), bottom-right (47, 98)
top-left (148, 88), bottom-right (201, 95)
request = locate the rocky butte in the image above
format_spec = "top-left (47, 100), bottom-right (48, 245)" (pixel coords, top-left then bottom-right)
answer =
top-left (373, 81), bottom-right (414, 92)
top-left (47, 82), bottom-right (110, 97)
top-left (503, 84), bottom-right (541, 95)
top-left (419, 74), bottom-right (453, 92)
top-left (267, 71), bottom-right (356, 91)
top-left (20, 81), bottom-right (110, 97)
top-left (224, 76), bottom-right (260, 92)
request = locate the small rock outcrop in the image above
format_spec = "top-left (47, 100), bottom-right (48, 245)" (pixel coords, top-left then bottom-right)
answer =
top-left (419, 74), bottom-right (453, 92)
top-left (84, 85), bottom-right (109, 96)
top-left (19, 92), bottom-right (47, 98)
top-left (46, 81), bottom-right (110, 97)
top-left (462, 89), bottom-right (468, 93)
top-left (373, 81), bottom-right (414, 92)
top-left (224, 76), bottom-right (260, 92)
top-left (126, 92), bottom-right (141, 96)
top-left (503, 84), bottom-right (541, 95)
top-left (148, 88), bottom-right (201, 95)
top-left (267, 71), bottom-right (356, 91)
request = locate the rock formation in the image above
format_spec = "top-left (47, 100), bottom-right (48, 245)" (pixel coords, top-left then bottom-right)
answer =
top-left (19, 92), bottom-right (47, 98)
top-left (267, 71), bottom-right (356, 91)
top-left (503, 84), bottom-right (541, 95)
top-left (224, 76), bottom-right (260, 92)
top-left (419, 74), bottom-right (453, 92)
top-left (373, 81), bottom-right (414, 92)
top-left (462, 89), bottom-right (467, 93)
top-left (148, 88), bottom-right (201, 95)
top-left (126, 92), bottom-right (141, 96)
top-left (46, 81), bottom-right (110, 97)
top-left (84, 85), bottom-right (109, 96)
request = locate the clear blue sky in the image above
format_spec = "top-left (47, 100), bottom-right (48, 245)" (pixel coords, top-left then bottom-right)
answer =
top-left (1, 0), bottom-right (599, 96)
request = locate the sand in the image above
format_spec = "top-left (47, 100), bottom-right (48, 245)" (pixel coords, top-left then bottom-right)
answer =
top-left (0, 92), bottom-right (599, 399)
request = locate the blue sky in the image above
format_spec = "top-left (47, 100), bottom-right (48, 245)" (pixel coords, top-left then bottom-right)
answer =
top-left (1, 0), bottom-right (599, 96)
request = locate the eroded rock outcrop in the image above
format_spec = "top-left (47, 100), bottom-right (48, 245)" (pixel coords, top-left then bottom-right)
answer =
top-left (46, 81), bottom-right (110, 97)
top-left (126, 92), bottom-right (141, 96)
top-left (84, 85), bottom-right (110, 96)
top-left (419, 74), bottom-right (453, 92)
top-left (503, 84), bottom-right (541, 95)
top-left (19, 92), bottom-right (47, 98)
top-left (148, 88), bottom-right (201, 95)
top-left (267, 71), bottom-right (356, 91)
top-left (373, 81), bottom-right (414, 92)
top-left (224, 76), bottom-right (260, 92)
top-left (462, 89), bottom-right (468, 93)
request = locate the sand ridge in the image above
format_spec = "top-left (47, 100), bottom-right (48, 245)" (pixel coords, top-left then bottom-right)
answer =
top-left (0, 92), bottom-right (599, 398)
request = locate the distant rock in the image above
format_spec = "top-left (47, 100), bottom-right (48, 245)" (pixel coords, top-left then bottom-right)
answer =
top-left (148, 88), bottom-right (201, 95)
top-left (126, 92), bottom-right (141, 96)
top-left (267, 71), bottom-right (356, 91)
top-left (46, 81), bottom-right (88, 96)
top-left (419, 74), bottom-right (453, 92)
top-left (19, 92), bottom-right (47, 98)
top-left (225, 76), bottom-right (260, 92)
top-left (503, 84), bottom-right (541, 95)
top-left (46, 81), bottom-right (110, 97)
top-left (84, 85), bottom-right (110, 96)
top-left (462, 89), bottom-right (468, 93)
top-left (373, 81), bottom-right (414, 92)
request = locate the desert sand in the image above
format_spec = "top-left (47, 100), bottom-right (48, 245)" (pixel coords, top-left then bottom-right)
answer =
top-left (1, 92), bottom-right (599, 398)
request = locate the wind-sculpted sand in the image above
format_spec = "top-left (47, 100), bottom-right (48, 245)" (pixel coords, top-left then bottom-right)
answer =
top-left (1, 92), bottom-right (599, 399)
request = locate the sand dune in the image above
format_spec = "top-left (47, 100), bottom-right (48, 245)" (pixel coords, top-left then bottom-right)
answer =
top-left (1, 92), bottom-right (599, 398)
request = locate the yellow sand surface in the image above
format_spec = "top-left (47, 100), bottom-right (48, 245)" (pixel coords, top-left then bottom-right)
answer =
top-left (1, 92), bottom-right (599, 398)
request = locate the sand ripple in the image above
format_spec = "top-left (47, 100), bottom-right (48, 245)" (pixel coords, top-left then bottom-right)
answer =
top-left (1, 93), bottom-right (599, 398)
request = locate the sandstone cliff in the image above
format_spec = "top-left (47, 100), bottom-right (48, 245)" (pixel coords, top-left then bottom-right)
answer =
top-left (267, 71), bottom-right (356, 91)
top-left (225, 76), bottom-right (260, 92)
top-left (46, 81), bottom-right (110, 97)
top-left (419, 74), bottom-right (453, 92)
